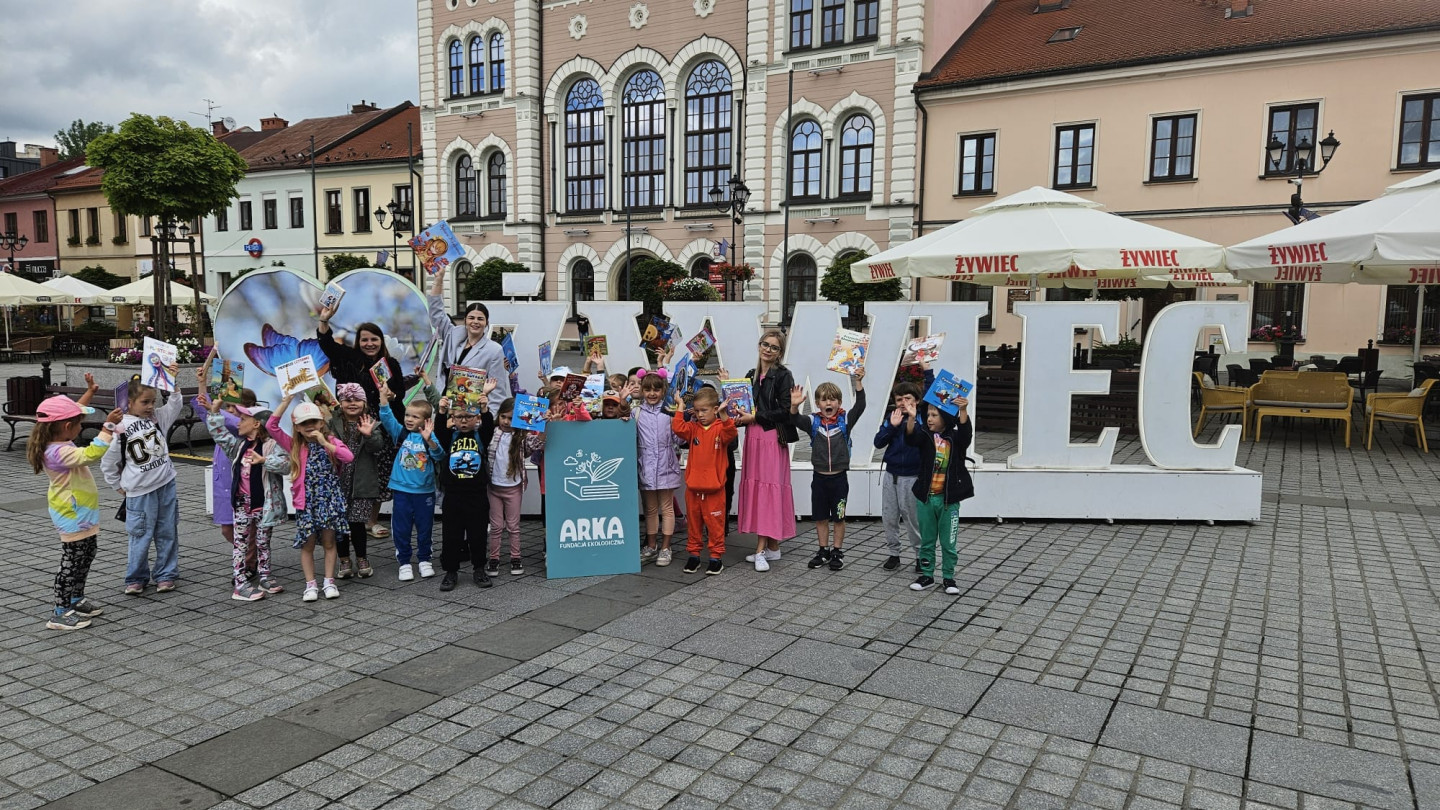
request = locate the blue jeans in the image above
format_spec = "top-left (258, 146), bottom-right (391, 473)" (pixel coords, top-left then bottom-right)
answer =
top-left (125, 480), bottom-right (180, 585)
top-left (392, 490), bottom-right (434, 565)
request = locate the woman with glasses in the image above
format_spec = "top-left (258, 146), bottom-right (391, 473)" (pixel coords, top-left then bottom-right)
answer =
top-left (722, 328), bottom-right (799, 571)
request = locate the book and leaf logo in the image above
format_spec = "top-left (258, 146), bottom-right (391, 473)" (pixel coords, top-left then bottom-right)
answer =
top-left (562, 450), bottom-right (623, 502)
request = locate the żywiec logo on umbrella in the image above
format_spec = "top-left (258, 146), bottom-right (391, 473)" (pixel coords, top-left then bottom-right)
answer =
top-left (563, 450), bottom-right (623, 502)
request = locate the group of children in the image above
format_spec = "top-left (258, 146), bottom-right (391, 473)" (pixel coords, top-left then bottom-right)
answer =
top-left (28, 347), bottom-right (973, 630)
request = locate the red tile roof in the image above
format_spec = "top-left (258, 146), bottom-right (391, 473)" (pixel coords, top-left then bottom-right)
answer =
top-left (919, 0), bottom-right (1440, 90)
top-left (47, 165), bottom-right (104, 194)
top-left (0, 156), bottom-right (89, 198)
top-left (239, 103), bottom-right (414, 171)
top-left (314, 105), bottom-right (422, 167)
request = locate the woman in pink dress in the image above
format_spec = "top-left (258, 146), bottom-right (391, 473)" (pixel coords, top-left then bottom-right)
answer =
top-left (729, 328), bottom-right (799, 571)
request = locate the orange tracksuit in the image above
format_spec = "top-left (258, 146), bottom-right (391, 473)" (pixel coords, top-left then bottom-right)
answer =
top-left (672, 410), bottom-right (739, 559)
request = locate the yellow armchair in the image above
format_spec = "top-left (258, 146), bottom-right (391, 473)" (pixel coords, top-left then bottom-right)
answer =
top-left (1366, 378), bottom-right (1436, 452)
top-left (1193, 371), bottom-right (1250, 440)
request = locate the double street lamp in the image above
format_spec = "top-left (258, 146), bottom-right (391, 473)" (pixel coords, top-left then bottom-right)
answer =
top-left (374, 200), bottom-right (412, 279)
top-left (1, 231), bottom-right (28, 274)
top-left (708, 175), bottom-right (751, 300)
top-left (1266, 129), bottom-right (1341, 224)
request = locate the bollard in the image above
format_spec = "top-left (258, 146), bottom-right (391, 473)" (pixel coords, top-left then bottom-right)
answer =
top-left (41, 360), bottom-right (50, 386)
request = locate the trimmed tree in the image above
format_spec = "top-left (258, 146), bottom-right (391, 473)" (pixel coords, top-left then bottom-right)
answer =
top-left (463, 257), bottom-right (528, 302)
top-left (628, 257), bottom-right (687, 315)
top-left (819, 251), bottom-right (903, 328)
top-left (323, 253), bottom-right (370, 281)
top-left (71, 265), bottom-right (127, 290)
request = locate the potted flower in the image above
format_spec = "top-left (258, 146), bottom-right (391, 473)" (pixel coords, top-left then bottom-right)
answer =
top-left (1250, 323), bottom-right (1304, 361)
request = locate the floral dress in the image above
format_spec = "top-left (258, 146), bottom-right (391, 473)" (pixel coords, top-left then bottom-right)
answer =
top-left (294, 440), bottom-right (351, 547)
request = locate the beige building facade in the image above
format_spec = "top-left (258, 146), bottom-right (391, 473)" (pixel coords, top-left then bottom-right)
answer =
top-left (417, 0), bottom-right (984, 324)
top-left (914, 1), bottom-right (1440, 371)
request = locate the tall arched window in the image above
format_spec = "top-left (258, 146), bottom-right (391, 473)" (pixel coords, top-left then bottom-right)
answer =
top-left (783, 253), bottom-right (818, 324)
top-left (448, 40), bottom-right (464, 97)
top-left (571, 259), bottom-right (595, 317)
top-left (489, 33), bottom-right (506, 92)
top-left (454, 155), bottom-right (477, 218)
top-left (487, 153), bottom-right (507, 218)
top-left (468, 36), bottom-right (485, 95)
top-left (565, 79), bottom-right (605, 212)
top-left (622, 70), bottom-right (665, 209)
top-left (789, 120), bottom-right (823, 200)
top-left (691, 256), bottom-right (714, 280)
top-left (684, 60), bottom-right (733, 206)
top-left (838, 114), bottom-right (874, 197)
top-left (453, 260), bottom-right (473, 312)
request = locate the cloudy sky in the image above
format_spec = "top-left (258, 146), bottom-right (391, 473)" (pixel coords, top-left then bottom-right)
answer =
top-left (0, 0), bottom-right (419, 148)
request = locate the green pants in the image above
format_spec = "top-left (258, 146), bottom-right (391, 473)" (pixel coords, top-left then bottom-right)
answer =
top-left (915, 494), bottom-right (959, 579)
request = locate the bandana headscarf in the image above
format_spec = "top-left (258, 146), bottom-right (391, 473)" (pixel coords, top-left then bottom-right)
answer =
top-left (336, 383), bottom-right (366, 402)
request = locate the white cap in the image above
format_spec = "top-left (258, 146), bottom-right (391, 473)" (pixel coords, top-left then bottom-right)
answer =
top-left (549, 366), bottom-right (572, 379)
top-left (292, 402), bottom-right (324, 423)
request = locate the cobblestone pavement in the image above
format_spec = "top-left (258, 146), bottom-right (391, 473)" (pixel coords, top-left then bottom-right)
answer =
top-left (3, 364), bottom-right (1440, 809)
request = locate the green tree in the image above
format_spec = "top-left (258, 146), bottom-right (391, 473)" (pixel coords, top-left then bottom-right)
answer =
top-left (54, 119), bottom-right (114, 160)
top-left (819, 251), bottom-right (903, 326)
top-left (87, 115), bottom-right (246, 222)
top-left (71, 265), bottom-right (127, 290)
top-left (323, 253), bottom-right (370, 281)
top-left (463, 257), bottom-right (528, 302)
top-left (627, 257), bottom-right (687, 315)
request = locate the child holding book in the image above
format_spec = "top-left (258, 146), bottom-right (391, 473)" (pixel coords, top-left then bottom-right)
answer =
top-left (486, 397), bottom-right (543, 576)
top-left (269, 397), bottom-right (355, 601)
top-left (377, 385), bottom-right (446, 581)
top-left (671, 387), bottom-right (738, 576)
top-left (436, 377), bottom-right (498, 590)
top-left (902, 394), bottom-right (974, 594)
top-left (789, 372), bottom-right (866, 571)
top-left (330, 383), bottom-right (389, 579)
top-left (202, 395), bottom-right (286, 601)
top-left (635, 370), bottom-right (681, 566)
top-left (102, 377), bottom-right (186, 595)
top-left (872, 364), bottom-right (934, 572)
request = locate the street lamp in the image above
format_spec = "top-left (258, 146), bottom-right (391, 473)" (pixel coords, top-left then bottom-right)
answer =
top-left (0, 231), bottom-right (29, 274)
top-left (374, 200), bottom-right (412, 279)
top-left (1267, 129), bottom-right (1340, 224)
top-left (708, 175), bottom-right (751, 300)
top-left (149, 219), bottom-right (201, 339)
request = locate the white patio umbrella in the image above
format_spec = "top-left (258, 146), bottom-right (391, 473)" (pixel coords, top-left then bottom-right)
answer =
top-left (105, 277), bottom-right (217, 306)
top-left (1228, 168), bottom-right (1440, 360)
top-left (0, 271), bottom-right (64, 348)
top-left (851, 186), bottom-right (1227, 285)
top-left (42, 275), bottom-right (110, 304)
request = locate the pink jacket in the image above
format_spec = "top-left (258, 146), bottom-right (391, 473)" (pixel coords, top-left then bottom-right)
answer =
top-left (267, 413), bottom-right (355, 509)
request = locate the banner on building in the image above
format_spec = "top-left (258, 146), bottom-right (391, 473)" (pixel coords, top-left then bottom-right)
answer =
top-left (544, 419), bottom-right (641, 579)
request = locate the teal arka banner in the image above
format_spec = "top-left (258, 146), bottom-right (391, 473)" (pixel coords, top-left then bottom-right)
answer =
top-left (544, 420), bottom-right (641, 578)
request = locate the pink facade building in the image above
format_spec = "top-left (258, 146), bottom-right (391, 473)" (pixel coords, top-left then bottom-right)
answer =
top-left (0, 149), bottom-right (78, 280)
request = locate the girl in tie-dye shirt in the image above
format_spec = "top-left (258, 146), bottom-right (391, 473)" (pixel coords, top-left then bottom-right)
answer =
top-left (27, 390), bottom-right (121, 631)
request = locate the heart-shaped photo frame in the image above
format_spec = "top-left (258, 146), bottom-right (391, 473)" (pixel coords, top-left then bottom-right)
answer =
top-left (213, 267), bottom-right (434, 431)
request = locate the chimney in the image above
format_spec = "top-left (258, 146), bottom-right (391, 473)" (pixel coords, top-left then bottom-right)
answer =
top-left (38, 147), bottom-right (59, 167)
top-left (351, 100), bottom-right (379, 114)
top-left (211, 120), bottom-right (230, 137)
top-left (0, 141), bottom-right (14, 159)
top-left (1226, 0), bottom-right (1253, 18)
top-left (260, 115), bottom-right (289, 131)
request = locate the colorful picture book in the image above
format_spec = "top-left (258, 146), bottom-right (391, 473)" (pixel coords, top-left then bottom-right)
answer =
top-left (114, 380), bottom-right (131, 414)
top-left (582, 373), bottom-right (606, 401)
top-left (407, 219), bottom-right (464, 276)
top-left (538, 341), bottom-right (553, 377)
top-left (318, 279), bottom-right (345, 312)
top-left (205, 358), bottom-right (226, 398)
top-left (923, 369), bottom-right (974, 417)
top-left (219, 361), bottom-right (247, 404)
top-left (558, 373), bottom-right (588, 402)
top-left (369, 358), bottom-right (394, 392)
top-left (666, 355), bottom-right (702, 408)
top-left (277, 355), bottom-right (323, 398)
top-left (903, 333), bottom-right (945, 366)
top-left (512, 394), bottom-right (549, 432)
top-left (500, 332), bottom-right (520, 373)
top-left (639, 316), bottom-right (676, 352)
top-left (720, 379), bottom-right (754, 418)
top-left (826, 328), bottom-right (869, 376)
top-left (142, 337), bottom-right (179, 392)
top-left (685, 325), bottom-right (716, 359)
top-left (446, 365), bottom-right (489, 414)
top-left (584, 335), bottom-right (609, 356)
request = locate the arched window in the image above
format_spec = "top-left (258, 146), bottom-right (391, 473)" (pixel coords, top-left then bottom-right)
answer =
top-left (489, 33), bottom-right (506, 92)
top-left (783, 253), bottom-right (817, 324)
top-left (789, 120), bottom-right (823, 200)
top-left (571, 259), bottom-right (595, 317)
top-left (565, 79), bottom-right (606, 212)
top-left (453, 260), bottom-right (473, 312)
top-left (684, 60), bottom-right (733, 206)
top-left (691, 256), bottom-right (714, 279)
top-left (468, 36), bottom-right (485, 95)
top-left (454, 155), bottom-right (477, 218)
top-left (448, 40), bottom-right (464, 97)
top-left (622, 70), bottom-right (665, 209)
top-left (487, 153), bottom-right (507, 218)
top-left (838, 114), bottom-right (874, 197)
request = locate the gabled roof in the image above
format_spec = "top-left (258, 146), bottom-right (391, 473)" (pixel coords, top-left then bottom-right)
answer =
top-left (219, 127), bottom-right (281, 154)
top-left (45, 165), bottom-right (104, 194)
top-left (0, 156), bottom-right (89, 198)
top-left (239, 102), bottom-right (414, 172)
top-left (314, 105), bottom-right (422, 167)
top-left (919, 0), bottom-right (1440, 91)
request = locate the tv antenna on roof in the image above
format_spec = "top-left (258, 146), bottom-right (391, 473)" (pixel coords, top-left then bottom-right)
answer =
top-left (189, 98), bottom-right (221, 129)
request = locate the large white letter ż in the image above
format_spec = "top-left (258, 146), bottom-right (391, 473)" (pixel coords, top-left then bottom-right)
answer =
top-left (1009, 301), bottom-right (1121, 469)
top-left (1138, 301), bottom-right (1249, 470)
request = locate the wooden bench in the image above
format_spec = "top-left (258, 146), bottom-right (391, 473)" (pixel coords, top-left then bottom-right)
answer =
top-left (0, 336), bottom-right (54, 363)
top-left (3, 383), bottom-right (203, 450)
top-left (1250, 371), bottom-right (1353, 447)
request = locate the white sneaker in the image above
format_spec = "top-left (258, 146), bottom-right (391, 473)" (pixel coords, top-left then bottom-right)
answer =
top-left (323, 582), bottom-right (340, 599)
top-left (398, 564), bottom-right (414, 581)
top-left (744, 550), bottom-right (781, 563)
top-left (302, 585), bottom-right (319, 602)
top-left (656, 548), bottom-right (672, 567)
top-left (418, 561), bottom-right (435, 578)
top-left (754, 556), bottom-right (770, 572)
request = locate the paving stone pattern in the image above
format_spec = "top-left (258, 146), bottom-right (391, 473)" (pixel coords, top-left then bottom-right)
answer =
top-left (2, 370), bottom-right (1440, 808)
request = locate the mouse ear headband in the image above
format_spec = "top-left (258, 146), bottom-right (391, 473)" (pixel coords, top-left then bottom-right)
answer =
top-left (636, 368), bottom-right (669, 380)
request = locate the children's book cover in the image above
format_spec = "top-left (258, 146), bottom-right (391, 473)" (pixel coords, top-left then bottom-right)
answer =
top-left (826, 328), bottom-right (869, 376)
top-left (500, 332), bottom-right (520, 373)
top-left (318, 279), bottom-right (345, 311)
top-left (205, 358), bottom-right (226, 398)
top-left (407, 219), bottom-right (464, 276)
top-left (277, 355), bottom-right (323, 398)
top-left (903, 333), bottom-right (945, 366)
top-left (114, 380), bottom-right (130, 414)
top-left (584, 335), bottom-right (609, 356)
top-left (142, 337), bottom-right (180, 392)
top-left (369, 358), bottom-right (394, 392)
top-left (512, 394), bottom-right (549, 432)
top-left (685, 324), bottom-right (716, 359)
top-left (639, 316), bottom-right (676, 351)
top-left (923, 370), bottom-right (974, 417)
top-left (582, 373), bottom-right (606, 401)
top-left (720, 379), bottom-right (754, 418)
top-left (538, 341), bottom-right (553, 377)
top-left (559, 373), bottom-right (588, 402)
top-left (446, 365), bottom-right (489, 414)
top-left (218, 361), bottom-right (247, 404)
top-left (666, 355), bottom-right (702, 408)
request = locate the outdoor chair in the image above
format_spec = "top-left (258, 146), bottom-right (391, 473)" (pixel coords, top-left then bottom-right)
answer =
top-left (1192, 353), bottom-right (1220, 384)
top-left (1352, 369), bottom-right (1383, 414)
top-left (1366, 379), bottom-right (1436, 452)
top-left (1336, 356), bottom-right (1363, 380)
top-left (1248, 358), bottom-right (1272, 375)
top-left (1312, 358), bottom-right (1338, 371)
top-left (1412, 362), bottom-right (1439, 388)
top-left (1227, 364), bottom-right (1259, 387)
top-left (1193, 372), bottom-right (1249, 439)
